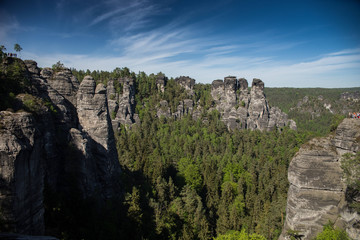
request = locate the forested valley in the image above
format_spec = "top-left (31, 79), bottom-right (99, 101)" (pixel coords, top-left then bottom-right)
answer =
top-left (1, 57), bottom-right (359, 240)
top-left (46, 66), bottom-right (358, 240)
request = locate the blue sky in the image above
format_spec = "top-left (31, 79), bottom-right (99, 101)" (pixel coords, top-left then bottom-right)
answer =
top-left (1, 0), bottom-right (359, 87)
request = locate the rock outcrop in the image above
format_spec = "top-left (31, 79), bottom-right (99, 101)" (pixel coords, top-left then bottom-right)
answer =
top-left (107, 77), bottom-right (139, 130)
top-left (156, 74), bottom-right (168, 93)
top-left (341, 91), bottom-right (360, 102)
top-left (154, 76), bottom-right (295, 131)
top-left (280, 118), bottom-right (360, 240)
top-left (0, 61), bottom-right (122, 235)
top-left (175, 76), bottom-right (195, 95)
top-left (211, 77), bottom-right (296, 131)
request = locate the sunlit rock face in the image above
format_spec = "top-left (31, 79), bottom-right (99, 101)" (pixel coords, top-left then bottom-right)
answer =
top-left (175, 76), bottom-right (195, 95)
top-left (107, 77), bottom-right (139, 130)
top-left (156, 75), bottom-right (295, 131)
top-left (156, 75), bottom-right (168, 93)
top-left (279, 118), bottom-right (360, 240)
top-left (210, 77), bottom-right (296, 131)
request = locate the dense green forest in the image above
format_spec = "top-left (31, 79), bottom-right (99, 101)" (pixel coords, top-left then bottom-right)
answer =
top-left (45, 65), bottom-right (357, 240)
top-left (1, 53), bottom-right (358, 239)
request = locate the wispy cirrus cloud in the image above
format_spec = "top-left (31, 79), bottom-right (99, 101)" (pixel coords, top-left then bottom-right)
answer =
top-left (24, 38), bottom-right (360, 88)
top-left (85, 0), bottom-right (168, 33)
top-left (19, 0), bottom-right (360, 88)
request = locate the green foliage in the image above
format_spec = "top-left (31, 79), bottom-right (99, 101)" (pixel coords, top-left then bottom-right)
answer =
top-left (193, 83), bottom-right (213, 110)
top-left (0, 45), bottom-right (7, 59)
top-left (52, 61), bottom-right (65, 72)
top-left (177, 157), bottom-right (203, 191)
top-left (341, 152), bottom-right (360, 188)
top-left (314, 223), bottom-right (350, 240)
top-left (214, 229), bottom-right (266, 240)
top-left (341, 152), bottom-right (360, 212)
top-left (0, 58), bottom-right (30, 110)
top-left (44, 101), bottom-right (57, 114)
top-left (286, 229), bottom-right (302, 240)
top-left (115, 95), bottom-right (309, 239)
top-left (5, 60), bottom-right (351, 239)
top-left (14, 43), bottom-right (22, 53)
top-left (111, 111), bottom-right (116, 120)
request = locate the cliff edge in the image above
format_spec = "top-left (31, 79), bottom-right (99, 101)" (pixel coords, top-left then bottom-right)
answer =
top-left (280, 118), bottom-right (360, 239)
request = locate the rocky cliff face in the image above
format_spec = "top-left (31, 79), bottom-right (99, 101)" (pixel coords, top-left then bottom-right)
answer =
top-left (154, 75), bottom-right (294, 131)
top-left (0, 59), bottom-right (297, 235)
top-left (175, 76), bottom-right (195, 95)
top-left (107, 77), bottom-right (139, 130)
top-left (280, 118), bottom-right (360, 240)
top-left (0, 61), bottom-right (121, 235)
top-left (0, 111), bottom-right (45, 234)
top-left (211, 77), bottom-right (296, 131)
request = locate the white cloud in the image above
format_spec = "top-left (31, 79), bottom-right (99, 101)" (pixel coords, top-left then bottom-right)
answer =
top-left (21, 14), bottom-right (360, 88)
top-left (24, 45), bottom-right (360, 88)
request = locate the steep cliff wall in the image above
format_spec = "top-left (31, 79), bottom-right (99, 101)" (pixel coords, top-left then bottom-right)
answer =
top-left (0, 111), bottom-right (45, 234)
top-left (0, 60), bottom-right (121, 235)
top-left (280, 118), bottom-right (360, 240)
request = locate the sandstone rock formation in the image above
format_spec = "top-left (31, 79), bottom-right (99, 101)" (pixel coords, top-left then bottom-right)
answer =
top-left (0, 111), bottom-right (45, 234)
top-left (341, 91), bottom-right (360, 102)
top-left (157, 100), bottom-right (171, 118)
top-left (156, 74), bottom-right (168, 93)
top-left (280, 118), bottom-right (360, 240)
top-left (107, 77), bottom-right (139, 130)
top-left (175, 76), bottom-right (195, 95)
top-left (0, 58), bottom-right (298, 236)
top-left (0, 61), bottom-right (122, 235)
top-left (211, 77), bottom-right (296, 131)
top-left (154, 75), bottom-right (295, 131)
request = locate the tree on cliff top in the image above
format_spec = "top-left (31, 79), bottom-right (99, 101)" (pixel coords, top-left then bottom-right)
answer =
top-left (0, 45), bottom-right (7, 59)
top-left (14, 43), bottom-right (22, 56)
top-left (52, 61), bottom-right (65, 72)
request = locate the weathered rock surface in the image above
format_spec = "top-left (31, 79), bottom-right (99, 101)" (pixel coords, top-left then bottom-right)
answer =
top-left (153, 76), bottom-right (294, 130)
top-left (46, 69), bottom-right (79, 106)
top-left (175, 76), bottom-right (195, 95)
top-left (157, 100), bottom-right (171, 118)
top-left (280, 118), bottom-right (360, 240)
top-left (0, 112), bottom-right (45, 234)
top-left (156, 74), bottom-right (168, 93)
top-left (211, 77), bottom-right (295, 131)
top-left (341, 91), bottom-right (360, 102)
top-left (107, 77), bottom-right (139, 129)
top-left (0, 61), bottom-right (122, 235)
